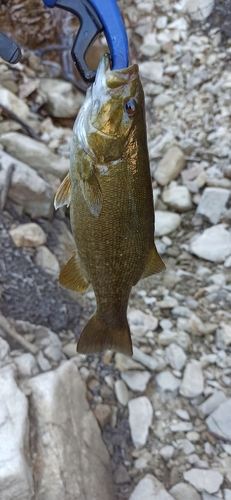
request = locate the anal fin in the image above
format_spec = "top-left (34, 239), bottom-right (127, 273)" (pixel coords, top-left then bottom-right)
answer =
top-left (141, 245), bottom-right (166, 280)
top-left (59, 252), bottom-right (90, 292)
top-left (54, 172), bottom-right (71, 209)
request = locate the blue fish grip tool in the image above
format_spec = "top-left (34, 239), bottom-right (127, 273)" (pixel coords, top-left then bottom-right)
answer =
top-left (0, 31), bottom-right (21, 64)
top-left (43, 0), bottom-right (129, 82)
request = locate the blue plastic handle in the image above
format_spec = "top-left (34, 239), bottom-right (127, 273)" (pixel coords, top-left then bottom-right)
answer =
top-left (42, 0), bottom-right (129, 70)
top-left (89, 0), bottom-right (129, 70)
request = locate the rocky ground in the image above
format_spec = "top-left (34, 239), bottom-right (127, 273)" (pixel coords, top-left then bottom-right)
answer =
top-left (0, 0), bottom-right (231, 499)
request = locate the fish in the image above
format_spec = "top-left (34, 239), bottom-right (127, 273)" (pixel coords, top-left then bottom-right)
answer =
top-left (54, 54), bottom-right (165, 356)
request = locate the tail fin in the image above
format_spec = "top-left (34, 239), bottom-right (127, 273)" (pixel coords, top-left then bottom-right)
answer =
top-left (77, 313), bottom-right (132, 356)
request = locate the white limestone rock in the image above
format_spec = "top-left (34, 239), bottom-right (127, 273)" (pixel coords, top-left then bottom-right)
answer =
top-left (140, 33), bottom-right (161, 57)
top-left (206, 399), bottom-right (231, 441)
top-left (185, 0), bottom-right (215, 21)
top-left (162, 185), bottom-right (192, 212)
top-left (9, 223), bottom-right (47, 248)
top-left (170, 482), bottom-right (200, 500)
top-left (13, 353), bottom-right (39, 378)
top-left (0, 87), bottom-right (29, 119)
top-left (196, 187), bottom-right (230, 224)
top-left (128, 396), bottom-right (153, 448)
top-left (0, 337), bottom-right (11, 368)
top-left (190, 225), bottom-right (231, 263)
top-left (165, 343), bottom-right (187, 370)
top-left (0, 367), bottom-right (34, 499)
top-left (154, 147), bottom-right (185, 186)
top-left (183, 468), bottom-right (223, 494)
top-left (0, 150), bottom-right (54, 219)
top-left (132, 346), bottom-right (166, 371)
top-left (34, 246), bottom-right (60, 279)
top-left (155, 211), bottom-right (181, 236)
top-left (129, 474), bottom-right (174, 500)
top-left (216, 322), bottom-right (231, 349)
top-left (198, 391), bottom-right (227, 417)
top-left (1, 132), bottom-right (69, 179)
top-left (128, 309), bottom-right (158, 336)
top-left (155, 370), bottom-right (181, 399)
top-left (27, 361), bottom-right (115, 500)
top-left (40, 78), bottom-right (84, 118)
top-left (115, 379), bottom-right (129, 406)
top-left (121, 370), bottom-right (151, 392)
top-left (139, 61), bottom-right (164, 83)
top-left (180, 361), bottom-right (204, 398)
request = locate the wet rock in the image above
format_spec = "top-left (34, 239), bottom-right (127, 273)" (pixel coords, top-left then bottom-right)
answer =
top-left (206, 399), bottom-right (231, 441)
top-left (34, 246), bottom-right (60, 279)
top-left (165, 343), bottom-right (187, 370)
top-left (190, 225), bottom-right (231, 263)
top-left (154, 146), bottom-right (185, 186)
top-left (1, 132), bottom-right (69, 179)
top-left (0, 150), bottom-right (54, 219)
top-left (183, 468), bottom-right (223, 494)
top-left (139, 61), bottom-right (164, 83)
top-left (180, 361), bottom-right (204, 398)
top-left (196, 187), bottom-right (230, 224)
top-left (129, 474), bottom-right (174, 500)
top-left (162, 185), bottom-right (192, 212)
top-left (39, 79), bottom-right (84, 118)
top-left (128, 396), bottom-right (153, 448)
top-left (28, 361), bottom-right (115, 499)
top-left (9, 223), bottom-right (46, 248)
top-left (155, 211), bottom-right (181, 236)
top-left (94, 404), bottom-right (112, 428)
top-left (185, 0), bottom-right (215, 21)
top-left (13, 353), bottom-right (39, 378)
top-left (0, 87), bottom-right (29, 119)
top-left (198, 391), bottom-right (227, 417)
top-left (155, 370), bottom-right (181, 399)
top-left (170, 482), bottom-right (200, 500)
top-left (0, 366), bottom-right (33, 499)
top-left (121, 370), bottom-right (151, 392)
top-left (128, 309), bottom-right (158, 336)
top-left (115, 379), bottom-right (129, 406)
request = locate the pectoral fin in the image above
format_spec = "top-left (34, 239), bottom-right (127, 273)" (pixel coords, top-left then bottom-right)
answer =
top-left (59, 252), bottom-right (90, 292)
top-left (80, 170), bottom-right (103, 217)
top-left (54, 173), bottom-right (71, 209)
top-left (141, 245), bottom-right (166, 279)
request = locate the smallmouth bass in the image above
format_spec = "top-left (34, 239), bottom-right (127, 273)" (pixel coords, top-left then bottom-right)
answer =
top-left (55, 54), bottom-right (165, 356)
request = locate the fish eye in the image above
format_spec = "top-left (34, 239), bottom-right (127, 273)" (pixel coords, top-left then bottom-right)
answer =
top-left (124, 98), bottom-right (136, 116)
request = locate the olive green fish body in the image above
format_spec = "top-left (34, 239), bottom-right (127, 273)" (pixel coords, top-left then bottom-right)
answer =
top-left (55, 55), bottom-right (165, 355)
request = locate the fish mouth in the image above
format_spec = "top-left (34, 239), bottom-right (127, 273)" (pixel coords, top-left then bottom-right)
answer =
top-left (94, 54), bottom-right (139, 90)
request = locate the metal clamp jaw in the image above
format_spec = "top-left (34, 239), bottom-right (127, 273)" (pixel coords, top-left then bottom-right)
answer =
top-left (43, 0), bottom-right (129, 82)
top-left (0, 31), bottom-right (21, 64)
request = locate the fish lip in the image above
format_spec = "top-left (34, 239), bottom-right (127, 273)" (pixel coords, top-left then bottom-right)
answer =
top-left (94, 54), bottom-right (139, 90)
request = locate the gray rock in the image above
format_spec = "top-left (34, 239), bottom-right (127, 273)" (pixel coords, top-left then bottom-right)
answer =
top-left (115, 380), bottom-right (129, 406)
top-left (121, 370), bottom-right (151, 392)
top-left (28, 361), bottom-right (115, 499)
top-left (216, 322), bottom-right (231, 349)
top-left (196, 187), bottom-right (230, 224)
top-left (224, 490), bottom-right (231, 500)
top-left (154, 93), bottom-right (174, 107)
top-left (0, 337), bottom-right (11, 368)
top-left (186, 313), bottom-right (205, 336)
top-left (160, 445), bottom-right (174, 460)
top-left (154, 146), bottom-right (185, 186)
top-left (155, 371), bottom-right (181, 399)
top-left (0, 150), bottom-right (54, 219)
top-left (9, 223), bottom-right (47, 248)
top-left (139, 61), bottom-right (164, 83)
top-left (128, 309), bottom-right (158, 336)
top-left (0, 366), bottom-right (34, 499)
top-left (183, 468), bottom-right (223, 494)
top-left (140, 33), bottom-right (161, 57)
top-left (172, 306), bottom-right (191, 318)
top-left (165, 343), bottom-right (187, 370)
top-left (133, 346), bottom-right (166, 371)
top-left (182, 439), bottom-right (195, 455)
top-left (175, 409), bottom-right (190, 420)
top-left (198, 391), bottom-right (227, 417)
top-left (202, 493), bottom-right (220, 500)
top-left (129, 474), bottom-right (174, 500)
top-left (0, 87), bottom-right (29, 119)
top-left (36, 351), bottom-right (52, 372)
top-left (1, 132), bottom-right (69, 179)
top-left (206, 399), bottom-right (231, 441)
top-left (128, 396), bottom-right (153, 448)
top-left (40, 79), bottom-right (84, 118)
top-left (162, 185), bottom-right (192, 212)
top-left (186, 0), bottom-right (215, 21)
top-left (170, 422), bottom-right (193, 432)
top-left (13, 353), bottom-right (39, 378)
top-left (155, 211), bottom-right (181, 236)
top-left (180, 361), bottom-right (204, 398)
top-left (170, 482), bottom-right (200, 500)
top-left (190, 225), bottom-right (231, 263)
top-left (115, 352), bottom-right (144, 371)
top-left (34, 246), bottom-right (60, 279)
